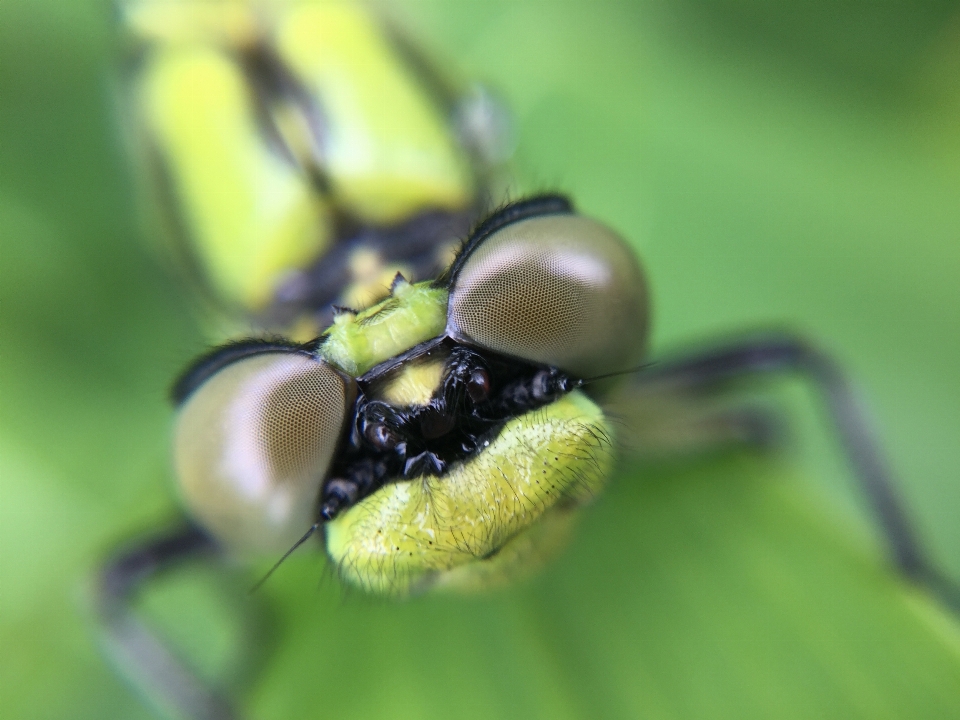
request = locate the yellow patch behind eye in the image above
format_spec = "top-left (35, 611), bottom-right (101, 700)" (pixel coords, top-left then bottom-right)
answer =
top-left (379, 359), bottom-right (446, 407)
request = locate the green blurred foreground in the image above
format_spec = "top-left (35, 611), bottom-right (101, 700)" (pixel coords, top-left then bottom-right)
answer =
top-left (2, 1), bottom-right (959, 718)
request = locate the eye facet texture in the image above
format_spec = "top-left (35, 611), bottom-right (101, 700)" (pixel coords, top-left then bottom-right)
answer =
top-left (174, 352), bottom-right (353, 555)
top-left (447, 214), bottom-right (648, 378)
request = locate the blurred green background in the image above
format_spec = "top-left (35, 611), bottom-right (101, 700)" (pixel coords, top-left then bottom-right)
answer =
top-left (2, 0), bottom-right (959, 718)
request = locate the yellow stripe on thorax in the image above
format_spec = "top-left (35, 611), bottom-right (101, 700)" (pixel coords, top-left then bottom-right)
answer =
top-left (275, 2), bottom-right (474, 223)
top-left (140, 46), bottom-right (330, 309)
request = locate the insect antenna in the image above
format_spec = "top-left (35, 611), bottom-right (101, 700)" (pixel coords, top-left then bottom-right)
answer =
top-left (250, 523), bottom-right (321, 593)
top-left (579, 361), bottom-right (659, 387)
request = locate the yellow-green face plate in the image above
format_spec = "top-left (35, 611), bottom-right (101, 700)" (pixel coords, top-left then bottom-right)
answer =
top-left (325, 390), bottom-right (613, 596)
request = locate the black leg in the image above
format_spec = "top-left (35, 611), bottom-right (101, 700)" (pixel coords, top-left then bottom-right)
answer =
top-left (95, 522), bottom-right (241, 720)
top-left (630, 331), bottom-right (959, 613)
top-left (604, 387), bottom-right (783, 460)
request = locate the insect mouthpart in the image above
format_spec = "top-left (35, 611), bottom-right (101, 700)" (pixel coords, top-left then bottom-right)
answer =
top-left (317, 340), bottom-right (584, 522)
top-left (323, 383), bottom-right (613, 596)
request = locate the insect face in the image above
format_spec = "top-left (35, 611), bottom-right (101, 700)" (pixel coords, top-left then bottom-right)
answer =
top-left (172, 198), bottom-right (648, 595)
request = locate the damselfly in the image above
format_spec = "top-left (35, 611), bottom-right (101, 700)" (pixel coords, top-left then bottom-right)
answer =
top-left (90, 2), bottom-right (960, 719)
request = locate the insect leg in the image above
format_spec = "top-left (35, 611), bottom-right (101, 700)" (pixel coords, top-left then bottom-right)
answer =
top-left (95, 522), bottom-right (239, 720)
top-left (630, 331), bottom-right (959, 612)
top-left (606, 386), bottom-right (783, 460)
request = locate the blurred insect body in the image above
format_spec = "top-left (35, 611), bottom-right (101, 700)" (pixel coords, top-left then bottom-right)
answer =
top-left (122, 0), bottom-right (501, 327)
top-left (98, 2), bottom-right (959, 719)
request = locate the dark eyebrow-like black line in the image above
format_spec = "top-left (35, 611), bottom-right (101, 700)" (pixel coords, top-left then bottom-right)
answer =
top-left (433, 194), bottom-right (574, 289)
top-left (170, 337), bottom-right (316, 406)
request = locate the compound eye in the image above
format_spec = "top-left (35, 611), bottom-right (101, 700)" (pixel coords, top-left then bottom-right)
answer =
top-left (447, 214), bottom-right (649, 379)
top-left (174, 352), bottom-right (354, 556)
